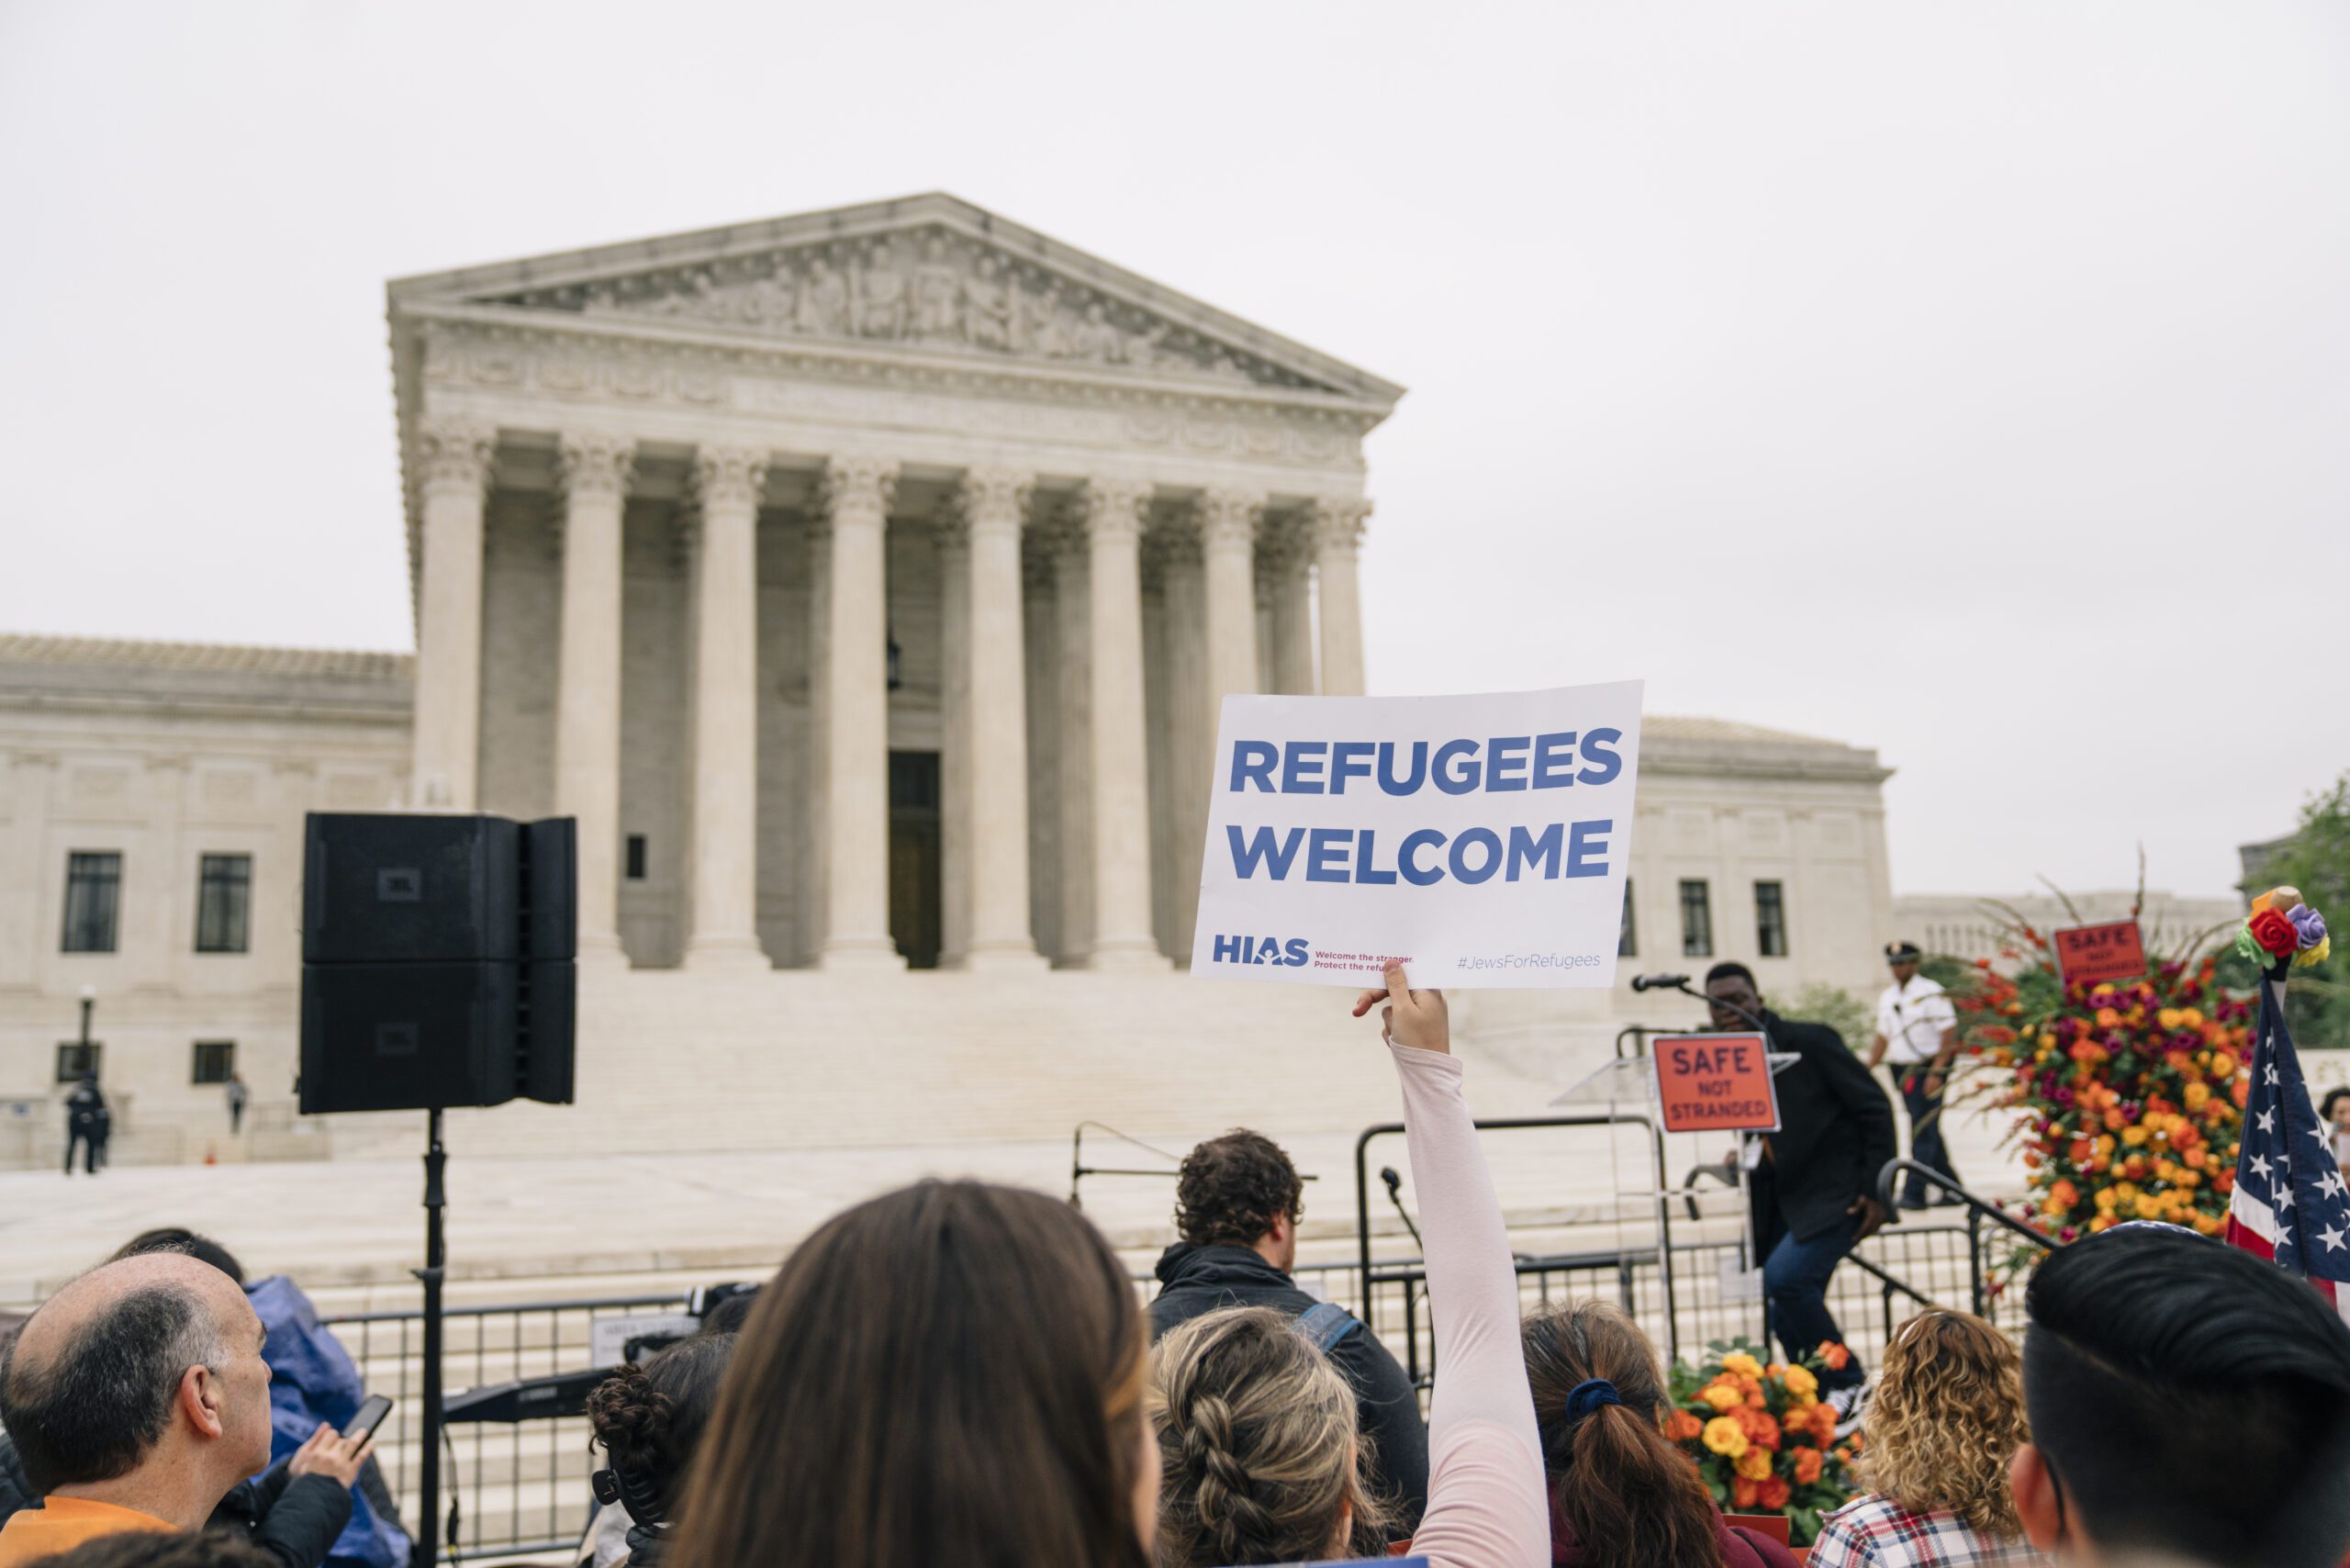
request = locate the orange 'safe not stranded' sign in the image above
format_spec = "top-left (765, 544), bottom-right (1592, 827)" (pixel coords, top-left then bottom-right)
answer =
top-left (1651, 1033), bottom-right (1781, 1134)
top-left (2053, 920), bottom-right (2148, 988)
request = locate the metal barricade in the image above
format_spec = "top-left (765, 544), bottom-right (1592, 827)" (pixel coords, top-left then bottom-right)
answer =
top-left (321, 1294), bottom-right (689, 1562)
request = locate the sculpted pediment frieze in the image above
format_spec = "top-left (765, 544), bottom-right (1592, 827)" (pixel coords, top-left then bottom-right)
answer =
top-left (476, 225), bottom-right (1332, 394)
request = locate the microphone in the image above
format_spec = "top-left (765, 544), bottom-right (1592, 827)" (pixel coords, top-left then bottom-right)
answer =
top-left (1630, 973), bottom-right (1691, 992)
top-left (1380, 1166), bottom-right (1426, 1253)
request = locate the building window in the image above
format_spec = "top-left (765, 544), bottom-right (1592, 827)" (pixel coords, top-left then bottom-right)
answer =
top-left (1754, 880), bottom-right (1788, 958)
top-left (55, 1042), bottom-right (103, 1083)
top-left (61, 853), bottom-right (122, 954)
top-left (1679, 879), bottom-right (1713, 958)
top-left (193, 1041), bottom-right (236, 1085)
top-left (195, 854), bottom-right (252, 954)
top-left (625, 834), bottom-right (647, 881)
top-left (1617, 880), bottom-right (1637, 958)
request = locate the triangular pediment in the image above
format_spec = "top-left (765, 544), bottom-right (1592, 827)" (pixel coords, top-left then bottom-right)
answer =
top-left (389, 194), bottom-right (1400, 405)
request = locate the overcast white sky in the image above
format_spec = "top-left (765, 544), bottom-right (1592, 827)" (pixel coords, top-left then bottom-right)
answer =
top-left (2, 2), bottom-right (2344, 900)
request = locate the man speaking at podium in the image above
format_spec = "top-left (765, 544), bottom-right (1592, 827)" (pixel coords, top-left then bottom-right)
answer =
top-left (1705, 961), bottom-right (1896, 1421)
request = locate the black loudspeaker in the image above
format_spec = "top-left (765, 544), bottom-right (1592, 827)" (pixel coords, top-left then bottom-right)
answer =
top-left (305, 815), bottom-right (520, 964)
top-left (299, 813), bottom-right (576, 1115)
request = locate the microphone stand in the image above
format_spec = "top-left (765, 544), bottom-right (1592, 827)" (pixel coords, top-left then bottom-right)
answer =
top-left (1647, 978), bottom-right (1774, 1345)
top-left (1380, 1167), bottom-right (1425, 1254)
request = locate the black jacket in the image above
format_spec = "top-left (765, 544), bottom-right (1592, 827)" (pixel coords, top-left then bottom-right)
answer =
top-left (1746, 1012), bottom-right (1897, 1246)
top-left (0, 1437), bottom-right (352, 1568)
top-left (1148, 1244), bottom-right (1429, 1530)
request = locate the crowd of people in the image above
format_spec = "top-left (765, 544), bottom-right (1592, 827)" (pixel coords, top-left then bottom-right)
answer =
top-left (4, 962), bottom-right (2350, 1568)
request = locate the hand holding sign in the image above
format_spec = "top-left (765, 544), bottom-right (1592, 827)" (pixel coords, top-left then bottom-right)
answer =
top-left (1351, 961), bottom-right (1449, 1055)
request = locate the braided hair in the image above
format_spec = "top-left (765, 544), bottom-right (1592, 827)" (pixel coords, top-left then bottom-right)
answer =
top-left (1149, 1306), bottom-right (1392, 1567)
top-left (585, 1333), bottom-right (737, 1523)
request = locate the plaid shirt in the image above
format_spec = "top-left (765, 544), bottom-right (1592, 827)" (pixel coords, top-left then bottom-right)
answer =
top-left (1807, 1495), bottom-right (2046, 1568)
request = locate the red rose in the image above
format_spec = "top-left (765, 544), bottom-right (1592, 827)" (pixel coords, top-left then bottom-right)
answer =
top-left (2249, 908), bottom-right (2299, 959)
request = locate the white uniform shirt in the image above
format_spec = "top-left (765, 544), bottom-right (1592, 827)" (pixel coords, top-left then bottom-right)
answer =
top-left (1876, 973), bottom-right (1957, 1066)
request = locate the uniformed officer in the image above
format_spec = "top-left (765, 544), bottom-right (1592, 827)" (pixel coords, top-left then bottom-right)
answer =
top-left (1866, 940), bottom-right (1962, 1208)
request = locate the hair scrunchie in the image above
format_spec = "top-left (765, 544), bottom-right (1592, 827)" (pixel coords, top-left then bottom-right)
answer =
top-left (1565, 1378), bottom-right (1623, 1420)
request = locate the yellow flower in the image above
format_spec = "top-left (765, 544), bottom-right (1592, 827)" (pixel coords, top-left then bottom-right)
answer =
top-left (1736, 1446), bottom-right (1774, 1481)
top-left (1703, 1416), bottom-right (1750, 1458)
top-left (2184, 1082), bottom-right (2211, 1111)
top-left (2133, 1193), bottom-right (2162, 1220)
top-left (2157, 1008), bottom-right (2183, 1030)
top-left (2093, 1186), bottom-right (2118, 1211)
top-left (2121, 1126), bottom-right (2151, 1148)
top-left (1721, 1352), bottom-right (1765, 1379)
top-left (1702, 1383), bottom-right (1743, 1413)
top-left (1782, 1364), bottom-right (1818, 1398)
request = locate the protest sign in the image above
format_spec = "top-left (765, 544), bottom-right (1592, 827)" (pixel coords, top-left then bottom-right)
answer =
top-left (1651, 1033), bottom-right (1780, 1133)
top-left (1190, 682), bottom-right (1641, 988)
top-left (2053, 919), bottom-right (2148, 987)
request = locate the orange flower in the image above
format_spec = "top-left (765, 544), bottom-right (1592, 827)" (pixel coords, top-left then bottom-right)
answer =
top-left (1792, 1446), bottom-right (1824, 1484)
top-left (1818, 1342), bottom-right (1852, 1371)
top-left (1665, 1409), bottom-right (1705, 1442)
top-left (1757, 1475), bottom-right (1792, 1511)
top-left (1735, 1446), bottom-right (1774, 1481)
top-left (1734, 1405), bottom-right (1782, 1450)
top-left (1732, 1475), bottom-right (1761, 1510)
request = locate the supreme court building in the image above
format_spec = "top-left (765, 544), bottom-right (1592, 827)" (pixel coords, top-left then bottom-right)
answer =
top-left (397, 193), bottom-right (1388, 975)
top-left (0, 196), bottom-right (1899, 1169)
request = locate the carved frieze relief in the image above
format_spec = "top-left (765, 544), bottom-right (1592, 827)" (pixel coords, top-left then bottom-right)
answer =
top-left (483, 224), bottom-right (1330, 393)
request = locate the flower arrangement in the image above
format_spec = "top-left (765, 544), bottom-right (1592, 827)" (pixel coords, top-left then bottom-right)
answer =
top-left (2236, 886), bottom-right (2330, 974)
top-left (1666, 1339), bottom-right (1861, 1546)
top-left (1948, 897), bottom-right (2253, 1254)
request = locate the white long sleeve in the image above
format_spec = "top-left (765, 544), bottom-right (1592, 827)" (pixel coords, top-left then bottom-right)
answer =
top-left (1389, 1042), bottom-right (1550, 1568)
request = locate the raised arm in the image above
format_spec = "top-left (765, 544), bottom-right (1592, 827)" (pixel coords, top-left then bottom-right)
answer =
top-left (1353, 964), bottom-right (1548, 1568)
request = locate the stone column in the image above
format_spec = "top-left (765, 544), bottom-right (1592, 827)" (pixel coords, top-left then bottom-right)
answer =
top-left (1198, 488), bottom-right (1263, 722)
top-left (554, 431), bottom-right (635, 966)
top-left (1263, 516), bottom-right (1317, 694)
top-left (952, 467), bottom-right (1047, 969)
top-left (683, 445), bottom-right (770, 970)
top-left (815, 454), bottom-right (904, 969)
top-left (409, 416), bottom-right (497, 810)
top-left (132, 756), bottom-right (190, 994)
top-left (1076, 476), bottom-right (1169, 970)
top-left (935, 509), bottom-right (973, 969)
top-left (1311, 497), bottom-right (1371, 697)
top-left (1050, 515), bottom-right (1093, 963)
top-left (0, 752), bottom-right (59, 992)
top-left (1158, 530), bottom-right (1209, 963)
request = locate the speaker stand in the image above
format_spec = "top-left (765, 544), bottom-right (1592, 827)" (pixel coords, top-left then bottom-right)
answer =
top-left (415, 1106), bottom-right (448, 1567)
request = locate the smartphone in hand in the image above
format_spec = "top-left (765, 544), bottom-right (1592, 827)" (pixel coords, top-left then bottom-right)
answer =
top-left (344, 1394), bottom-right (394, 1442)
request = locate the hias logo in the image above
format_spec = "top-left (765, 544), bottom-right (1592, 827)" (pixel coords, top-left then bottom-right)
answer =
top-left (1210, 935), bottom-right (1310, 968)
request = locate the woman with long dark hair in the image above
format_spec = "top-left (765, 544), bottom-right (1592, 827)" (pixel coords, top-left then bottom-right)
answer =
top-left (1521, 1302), bottom-right (1797, 1568)
top-left (665, 1181), bottom-right (1157, 1568)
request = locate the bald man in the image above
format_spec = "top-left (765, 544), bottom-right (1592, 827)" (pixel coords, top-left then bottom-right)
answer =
top-left (0, 1254), bottom-right (284, 1565)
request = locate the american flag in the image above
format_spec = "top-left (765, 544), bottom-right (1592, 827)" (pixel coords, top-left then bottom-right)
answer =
top-left (2225, 979), bottom-right (2350, 1324)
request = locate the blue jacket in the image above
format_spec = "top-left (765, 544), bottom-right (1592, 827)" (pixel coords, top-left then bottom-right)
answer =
top-left (249, 1274), bottom-right (412, 1568)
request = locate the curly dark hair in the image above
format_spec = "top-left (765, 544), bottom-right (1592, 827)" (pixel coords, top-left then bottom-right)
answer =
top-left (1175, 1131), bottom-right (1303, 1249)
top-left (586, 1333), bottom-right (738, 1518)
